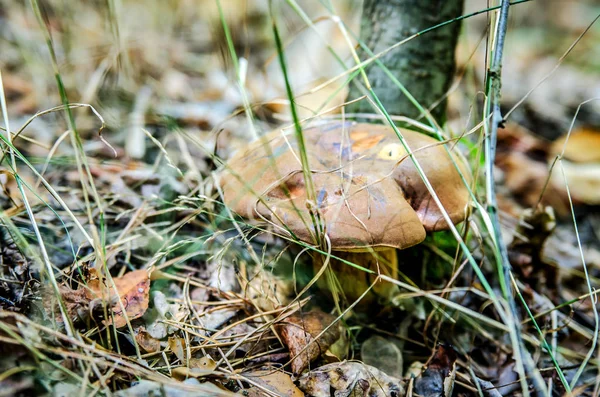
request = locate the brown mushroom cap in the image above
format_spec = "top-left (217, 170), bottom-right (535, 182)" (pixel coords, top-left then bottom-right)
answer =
top-left (220, 122), bottom-right (470, 251)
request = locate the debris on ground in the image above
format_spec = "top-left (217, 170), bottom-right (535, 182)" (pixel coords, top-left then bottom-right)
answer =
top-left (1, 1), bottom-right (599, 395)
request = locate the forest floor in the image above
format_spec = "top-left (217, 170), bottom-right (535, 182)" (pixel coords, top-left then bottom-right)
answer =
top-left (1, 1), bottom-right (600, 396)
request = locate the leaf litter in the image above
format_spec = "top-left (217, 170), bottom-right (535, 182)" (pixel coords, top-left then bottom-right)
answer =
top-left (0, 1), bottom-right (600, 396)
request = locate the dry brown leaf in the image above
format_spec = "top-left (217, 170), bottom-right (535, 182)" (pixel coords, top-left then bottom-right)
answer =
top-left (57, 285), bottom-right (92, 323)
top-left (548, 128), bottom-right (600, 205)
top-left (548, 128), bottom-right (600, 204)
top-left (170, 367), bottom-right (211, 381)
top-left (171, 366), bottom-right (216, 381)
top-left (551, 127), bottom-right (600, 163)
top-left (85, 269), bottom-right (151, 328)
top-left (551, 160), bottom-right (600, 205)
top-left (54, 269), bottom-right (150, 328)
top-left (244, 370), bottom-right (304, 397)
top-left (169, 337), bottom-right (187, 364)
top-left (171, 356), bottom-right (217, 381)
top-left (135, 327), bottom-right (161, 353)
top-left (189, 356), bottom-right (217, 371)
top-left (495, 123), bottom-right (570, 214)
top-left (276, 310), bottom-right (341, 374)
top-left (1, 73), bottom-right (37, 114)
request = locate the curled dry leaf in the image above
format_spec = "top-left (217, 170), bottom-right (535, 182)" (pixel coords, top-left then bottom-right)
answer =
top-left (298, 361), bottom-right (405, 397)
top-left (244, 369), bottom-right (304, 397)
top-left (56, 285), bottom-right (93, 323)
top-left (169, 337), bottom-right (187, 364)
top-left (57, 269), bottom-right (150, 328)
top-left (135, 326), bottom-right (161, 353)
top-left (86, 269), bottom-right (151, 328)
top-left (171, 356), bottom-right (217, 381)
top-left (276, 310), bottom-right (341, 374)
top-left (189, 356), bottom-right (217, 371)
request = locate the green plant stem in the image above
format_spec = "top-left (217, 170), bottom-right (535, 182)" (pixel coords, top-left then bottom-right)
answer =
top-left (215, 0), bottom-right (259, 141)
top-left (483, 1), bottom-right (548, 395)
top-left (269, 1), bottom-right (323, 246)
top-left (285, 8), bottom-right (555, 389)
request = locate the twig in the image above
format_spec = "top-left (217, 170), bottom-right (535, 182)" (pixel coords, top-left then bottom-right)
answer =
top-left (483, 1), bottom-right (547, 395)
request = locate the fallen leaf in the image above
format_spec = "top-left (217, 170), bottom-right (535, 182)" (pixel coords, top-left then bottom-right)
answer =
top-left (406, 360), bottom-right (424, 378)
top-left (244, 369), bottom-right (304, 397)
top-left (324, 329), bottom-right (349, 362)
top-left (56, 285), bottom-right (93, 323)
top-left (543, 225), bottom-right (600, 270)
top-left (276, 310), bottom-right (341, 374)
top-left (86, 269), bottom-right (151, 328)
top-left (171, 366), bottom-right (216, 381)
top-left (551, 127), bottom-right (600, 163)
top-left (189, 356), bottom-right (217, 371)
top-left (495, 360), bottom-right (519, 396)
top-left (55, 269), bottom-right (150, 328)
top-left (549, 128), bottom-right (600, 205)
top-left (298, 361), bottom-right (405, 397)
top-left (171, 356), bottom-right (217, 381)
top-left (53, 382), bottom-right (81, 397)
top-left (495, 123), bottom-right (568, 214)
top-left (361, 335), bottom-right (403, 378)
top-left (169, 337), bottom-right (187, 364)
top-left (135, 326), bottom-right (161, 353)
top-left (200, 307), bottom-right (238, 332)
top-left (1, 73), bottom-right (37, 114)
top-left (550, 159), bottom-right (600, 205)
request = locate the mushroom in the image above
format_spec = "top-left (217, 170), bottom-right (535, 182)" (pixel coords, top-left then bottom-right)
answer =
top-left (220, 122), bottom-right (470, 304)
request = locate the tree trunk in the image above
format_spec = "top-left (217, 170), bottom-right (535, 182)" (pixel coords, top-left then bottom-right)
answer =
top-left (348, 0), bottom-right (463, 123)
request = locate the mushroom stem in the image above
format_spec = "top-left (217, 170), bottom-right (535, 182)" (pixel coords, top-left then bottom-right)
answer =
top-left (313, 248), bottom-right (399, 305)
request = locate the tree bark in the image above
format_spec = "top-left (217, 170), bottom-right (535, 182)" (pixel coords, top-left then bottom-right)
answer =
top-left (348, 0), bottom-right (463, 123)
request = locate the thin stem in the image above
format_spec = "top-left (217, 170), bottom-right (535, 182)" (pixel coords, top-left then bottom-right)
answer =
top-left (215, 0), bottom-right (259, 141)
top-left (269, 1), bottom-right (323, 246)
top-left (483, 1), bottom-right (547, 395)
